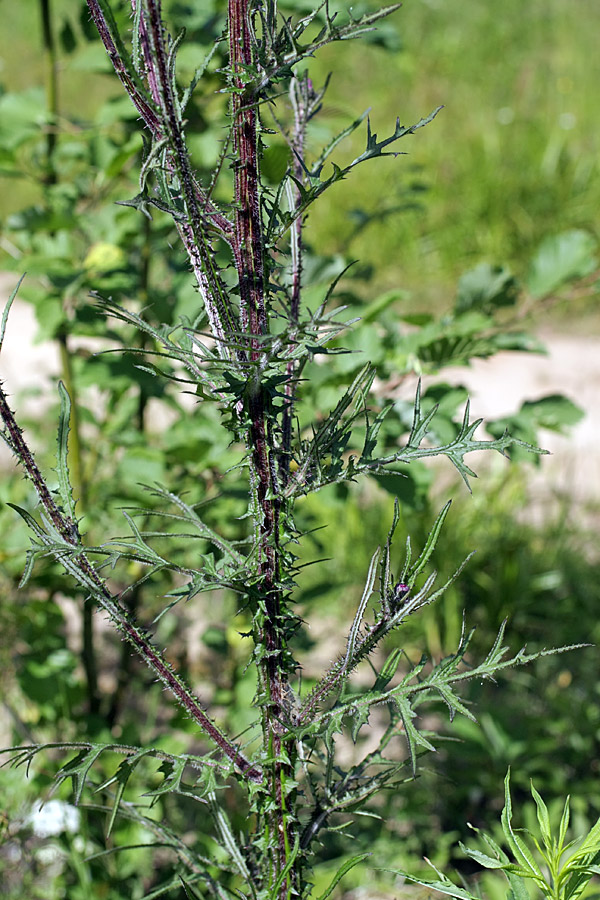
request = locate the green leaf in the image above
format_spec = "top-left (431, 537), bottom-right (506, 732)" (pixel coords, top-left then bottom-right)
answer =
top-left (57, 745), bottom-right (108, 806)
top-left (344, 549), bottom-right (380, 675)
top-left (270, 834), bottom-right (301, 898)
top-left (383, 867), bottom-right (480, 900)
top-left (179, 879), bottom-right (203, 900)
top-left (530, 781), bottom-right (552, 850)
top-left (352, 106), bottom-right (443, 165)
top-left (315, 852), bottom-right (371, 900)
top-left (394, 695), bottom-right (436, 774)
top-left (0, 88), bottom-right (46, 150)
top-left (401, 499), bottom-right (452, 584)
top-left (526, 230), bottom-right (598, 298)
top-left (501, 771), bottom-right (543, 879)
top-left (373, 648), bottom-right (404, 692)
top-left (59, 17), bottom-right (78, 54)
top-left (388, 384), bottom-right (547, 490)
top-left (56, 382), bottom-right (78, 525)
top-left (311, 109), bottom-right (370, 175)
top-left (458, 846), bottom-right (513, 870)
top-left (558, 796), bottom-right (572, 851)
top-left (506, 872), bottom-right (532, 900)
top-left (208, 791), bottom-right (252, 883)
top-left (0, 274), bottom-right (25, 354)
top-left (455, 263), bottom-right (520, 314)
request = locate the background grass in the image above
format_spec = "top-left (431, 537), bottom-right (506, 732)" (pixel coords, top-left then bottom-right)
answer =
top-left (2, 0), bottom-right (599, 309)
top-left (305, 0), bottom-right (600, 308)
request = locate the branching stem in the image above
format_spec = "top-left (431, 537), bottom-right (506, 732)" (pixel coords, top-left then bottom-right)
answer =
top-left (0, 383), bottom-right (261, 783)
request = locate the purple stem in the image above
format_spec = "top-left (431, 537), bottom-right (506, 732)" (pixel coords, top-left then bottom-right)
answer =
top-left (228, 0), bottom-right (295, 891)
top-left (86, 0), bottom-right (238, 357)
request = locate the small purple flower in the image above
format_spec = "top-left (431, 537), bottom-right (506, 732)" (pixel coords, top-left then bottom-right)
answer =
top-left (391, 582), bottom-right (410, 608)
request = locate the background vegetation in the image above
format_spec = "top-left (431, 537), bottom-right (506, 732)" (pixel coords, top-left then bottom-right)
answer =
top-left (0, 1), bottom-right (598, 898)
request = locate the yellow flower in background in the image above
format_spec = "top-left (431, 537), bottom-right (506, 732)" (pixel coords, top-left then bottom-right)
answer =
top-left (83, 242), bottom-right (126, 273)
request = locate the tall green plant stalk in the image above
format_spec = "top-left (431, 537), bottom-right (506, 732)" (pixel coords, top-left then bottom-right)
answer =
top-left (39, 0), bottom-right (101, 716)
top-left (40, 0), bottom-right (58, 187)
top-left (0, 2), bottom-right (580, 897)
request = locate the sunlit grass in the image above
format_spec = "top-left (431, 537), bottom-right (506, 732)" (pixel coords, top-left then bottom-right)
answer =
top-left (305, 0), bottom-right (599, 302)
top-left (1, 0), bottom-right (598, 308)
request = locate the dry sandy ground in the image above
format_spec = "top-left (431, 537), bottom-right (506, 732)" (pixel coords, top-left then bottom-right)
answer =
top-left (439, 330), bottom-right (600, 511)
top-left (0, 271), bottom-right (598, 510)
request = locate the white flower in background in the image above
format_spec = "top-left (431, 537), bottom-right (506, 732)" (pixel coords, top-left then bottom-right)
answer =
top-left (27, 800), bottom-right (80, 838)
top-left (497, 107), bottom-right (515, 125)
top-left (559, 112), bottom-right (576, 130)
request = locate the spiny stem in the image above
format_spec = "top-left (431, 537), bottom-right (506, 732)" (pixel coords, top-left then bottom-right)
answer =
top-left (228, 0), bottom-right (295, 892)
top-left (87, 0), bottom-right (239, 358)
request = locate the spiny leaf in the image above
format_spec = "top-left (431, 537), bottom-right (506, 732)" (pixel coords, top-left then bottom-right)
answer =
top-left (207, 791), bottom-right (253, 885)
top-left (311, 108), bottom-right (370, 174)
top-left (401, 500), bottom-right (452, 584)
top-left (284, 363), bottom-right (375, 497)
top-left (179, 878), bottom-right (203, 900)
top-left (56, 382), bottom-right (78, 525)
top-left (360, 404), bottom-right (392, 464)
top-left (373, 647), bottom-right (404, 692)
top-left (270, 834), bottom-right (301, 898)
top-left (343, 549), bottom-right (380, 679)
top-left (273, 106), bottom-right (440, 240)
top-left (352, 105), bottom-right (443, 165)
top-left (57, 745), bottom-right (108, 806)
top-left (368, 381), bottom-right (548, 490)
top-left (394, 695), bottom-right (436, 774)
top-left (180, 41), bottom-right (219, 112)
top-left (379, 496), bottom-right (401, 616)
top-left (0, 273), bottom-right (25, 354)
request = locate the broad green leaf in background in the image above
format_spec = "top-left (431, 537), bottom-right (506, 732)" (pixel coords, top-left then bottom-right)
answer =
top-left (487, 394), bottom-right (584, 462)
top-left (526, 230), bottom-right (598, 299)
top-left (455, 263), bottom-right (519, 314)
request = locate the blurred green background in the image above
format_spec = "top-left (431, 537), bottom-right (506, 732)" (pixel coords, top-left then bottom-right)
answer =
top-left (2, 0), bottom-right (599, 309)
top-left (0, 1), bottom-right (599, 898)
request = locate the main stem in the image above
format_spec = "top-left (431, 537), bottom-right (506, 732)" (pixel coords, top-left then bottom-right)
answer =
top-left (228, 1), bottom-right (295, 894)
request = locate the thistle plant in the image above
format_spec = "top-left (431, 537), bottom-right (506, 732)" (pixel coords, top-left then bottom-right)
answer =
top-left (0, 2), bottom-right (581, 898)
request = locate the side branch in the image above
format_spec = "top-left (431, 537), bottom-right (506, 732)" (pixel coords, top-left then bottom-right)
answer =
top-left (280, 73), bottom-right (314, 484)
top-left (86, 0), bottom-right (239, 357)
top-left (87, 0), bottom-right (230, 236)
top-left (0, 382), bottom-right (261, 783)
